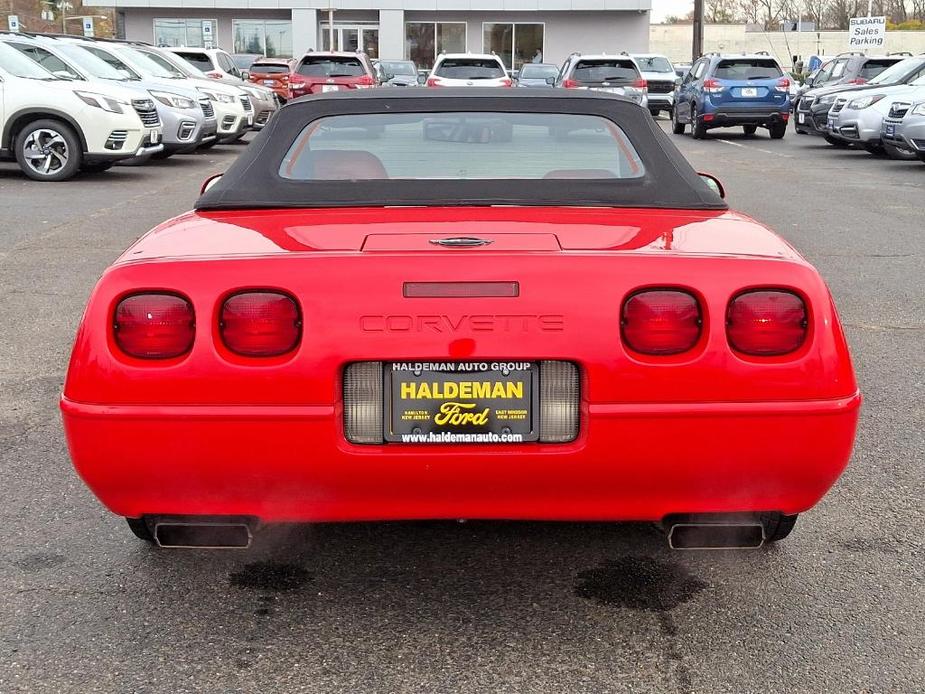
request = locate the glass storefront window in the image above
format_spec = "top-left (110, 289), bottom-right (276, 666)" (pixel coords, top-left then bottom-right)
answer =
top-left (154, 19), bottom-right (216, 49)
top-left (232, 20), bottom-right (292, 58)
top-left (405, 22), bottom-right (467, 69)
top-left (483, 23), bottom-right (544, 70)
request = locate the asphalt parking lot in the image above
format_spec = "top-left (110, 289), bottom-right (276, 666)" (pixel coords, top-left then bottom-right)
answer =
top-left (1, 125), bottom-right (923, 693)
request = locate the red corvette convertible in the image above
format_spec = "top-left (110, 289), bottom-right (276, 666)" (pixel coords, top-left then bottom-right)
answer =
top-left (61, 90), bottom-right (860, 549)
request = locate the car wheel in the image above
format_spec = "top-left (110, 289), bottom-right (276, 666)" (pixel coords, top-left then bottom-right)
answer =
top-left (863, 142), bottom-right (886, 156)
top-left (882, 142), bottom-right (918, 160)
top-left (768, 122), bottom-right (787, 139)
top-left (691, 105), bottom-right (707, 139)
top-left (823, 134), bottom-right (850, 148)
top-left (150, 149), bottom-right (174, 161)
top-left (198, 139), bottom-right (220, 150)
top-left (126, 517), bottom-right (154, 543)
top-left (917, 152), bottom-right (925, 163)
top-left (649, 108), bottom-right (660, 118)
top-left (15, 119), bottom-right (82, 182)
top-left (743, 124), bottom-right (758, 136)
top-left (79, 162), bottom-right (113, 174)
top-left (671, 107), bottom-right (685, 134)
top-left (760, 512), bottom-right (798, 544)
top-left (116, 154), bottom-right (153, 167)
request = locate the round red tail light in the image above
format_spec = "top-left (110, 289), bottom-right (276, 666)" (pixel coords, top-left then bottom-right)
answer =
top-left (220, 291), bottom-right (301, 357)
top-left (114, 293), bottom-right (195, 359)
top-left (622, 290), bottom-right (701, 355)
top-left (727, 290), bottom-right (807, 356)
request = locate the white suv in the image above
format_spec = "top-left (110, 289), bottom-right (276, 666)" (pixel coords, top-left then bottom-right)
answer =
top-left (0, 43), bottom-right (162, 181)
top-left (426, 54), bottom-right (512, 88)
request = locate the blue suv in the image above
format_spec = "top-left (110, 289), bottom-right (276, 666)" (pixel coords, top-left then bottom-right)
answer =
top-left (672, 53), bottom-right (791, 139)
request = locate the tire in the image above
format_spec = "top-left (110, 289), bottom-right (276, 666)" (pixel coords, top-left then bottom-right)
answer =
top-left (743, 124), bottom-right (758, 136)
top-left (768, 122), bottom-right (787, 139)
top-left (882, 142), bottom-right (918, 160)
top-left (198, 138), bottom-right (219, 150)
top-left (14, 119), bottom-right (82, 181)
top-left (671, 107), bottom-right (685, 134)
top-left (126, 517), bottom-right (154, 543)
top-left (116, 154), bottom-right (152, 167)
top-left (823, 134), bottom-right (850, 148)
top-left (691, 104), bottom-right (707, 139)
top-left (150, 149), bottom-right (174, 161)
top-left (79, 162), bottom-right (113, 173)
top-left (917, 152), bottom-right (925, 163)
top-left (760, 512), bottom-right (798, 544)
top-left (649, 109), bottom-right (661, 118)
top-left (863, 142), bottom-right (886, 156)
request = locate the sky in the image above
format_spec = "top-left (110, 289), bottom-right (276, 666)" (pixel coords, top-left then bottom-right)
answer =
top-left (651, 0), bottom-right (695, 23)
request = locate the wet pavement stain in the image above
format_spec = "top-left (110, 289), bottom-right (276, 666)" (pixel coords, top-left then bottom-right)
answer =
top-left (575, 557), bottom-right (708, 692)
top-left (14, 552), bottom-right (66, 573)
top-left (229, 562), bottom-right (312, 592)
top-left (574, 556), bottom-right (707, 612)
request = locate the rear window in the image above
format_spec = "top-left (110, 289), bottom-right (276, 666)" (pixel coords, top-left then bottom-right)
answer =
top-left (297, 56), bottom-right (365, 77)
top-left (858, 59), bottom-right (901, 79)
top-left (435, 58), bottom-right (505, 79)
top-left (379, 61), bottom-right (416, 76)
top-left (173, 51), bottom-right (213, 72)
top-left (279, 112), bottom-right (644, 181)
top-left (713, 59), bottom-right (783, 80)
top-left (572, 60), bottom-right (638, 83)
top-left (251, 63), bottom-right (289, 74)
top-left (519, 64), bottom-right (558, 79)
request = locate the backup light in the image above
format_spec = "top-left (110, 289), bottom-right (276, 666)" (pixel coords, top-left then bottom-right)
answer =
top-left (344, 362), bottom-right (384, 444)
top-left (220, 291), bottom-right (301, 357)
top-left (114, 293), bottom-right (194, 359)
top-left (726, 290), bottom-right (807, 356)
top-left (621, 290), bottom-right (701, 355)
top-left (539, 361), bottom-right (580, 443)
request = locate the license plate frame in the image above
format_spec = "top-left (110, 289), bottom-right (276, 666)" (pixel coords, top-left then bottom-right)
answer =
top-left (322, 84), bottom-right (339, 93)
top-left (741, 87), bottom-right (759, 98)
top-left (797, 113), bottom-right (805, 124)
top-left (384, 361), bottom-right (539, 444)
top-left (885, 124), bottom-right (895, 136)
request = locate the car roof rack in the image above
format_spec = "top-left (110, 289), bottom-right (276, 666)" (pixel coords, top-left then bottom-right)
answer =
top-left (887, 51), bottom-right (912, 56)
top-left (835, 51), bottom-right (865, 57)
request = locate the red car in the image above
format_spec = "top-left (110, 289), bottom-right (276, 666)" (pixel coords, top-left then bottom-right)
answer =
top-left (288, 51), bottom-right (377, 98)
top-left (247, 58), bottom-right (294, 104)
top-left (61, 90), bottom-right (860, 550)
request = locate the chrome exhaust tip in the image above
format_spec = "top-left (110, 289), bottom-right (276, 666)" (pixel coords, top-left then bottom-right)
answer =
top-left (153, 520), bottom-right (253, 549)
top-left (667, 522), bottom-right (765, 550)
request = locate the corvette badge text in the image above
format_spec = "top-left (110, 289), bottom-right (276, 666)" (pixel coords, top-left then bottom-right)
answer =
top-left (360, 314), bottom-right (564, 333)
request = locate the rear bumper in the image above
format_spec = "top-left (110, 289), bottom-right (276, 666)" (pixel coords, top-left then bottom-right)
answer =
top-left (61, 391), bottom-right (860, 523)
top-left (702, 108), bottom-right (789, 127)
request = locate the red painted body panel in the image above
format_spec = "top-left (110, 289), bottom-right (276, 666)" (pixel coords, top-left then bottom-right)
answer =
top-left (62, 206), bottom-right (860, 522)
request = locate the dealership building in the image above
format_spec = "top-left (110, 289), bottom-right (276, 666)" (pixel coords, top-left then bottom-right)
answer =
top-left (89, 0), bottom-right (651, 69)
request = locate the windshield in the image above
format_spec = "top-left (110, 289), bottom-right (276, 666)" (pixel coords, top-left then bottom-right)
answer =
top-left (56, 43), bottom-right (134, 80)
top-left (858, 58), bottom-right (901, 80)
top-left (714, 59), bottom-right (783, 80)
top-left (298, 56), bottom-right (365, 78)
top-left (519, 64), bottom-right (558, 80)
top-left (572, 60), bottom-right (638, 83)
top-left (120, 47), bottom-right (185, 78)
top-left (0, 42), bottom-right (56, 79)
top-left (144, 50), bottom-right (205, 78)
top-left (634, 56), bottom-right (673, 73)
top-left (435, 59), bottom-right (505, 79)
top-left (870, 57), bottom-right (925, 84)
top-left (380, 61), bottom-right (416, 76)
top-left (279, 112), bottom-right (644, 181)
top-left (172, 51), bottom-right (214, 73)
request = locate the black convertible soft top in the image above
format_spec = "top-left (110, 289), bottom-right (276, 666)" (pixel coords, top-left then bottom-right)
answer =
top-left (196, 89), bottom-right (727, 211)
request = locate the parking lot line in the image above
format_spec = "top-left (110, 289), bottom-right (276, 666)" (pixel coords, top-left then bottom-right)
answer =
top-left (716, 138), bottom-right (794, 158)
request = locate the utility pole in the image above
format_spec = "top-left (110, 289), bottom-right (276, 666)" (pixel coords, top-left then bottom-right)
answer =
top-left (692, 0), bottom-right (704, 61)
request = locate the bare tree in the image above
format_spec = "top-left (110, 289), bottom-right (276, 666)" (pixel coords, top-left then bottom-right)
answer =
top-left (706, 0), bottom-right (741, 22)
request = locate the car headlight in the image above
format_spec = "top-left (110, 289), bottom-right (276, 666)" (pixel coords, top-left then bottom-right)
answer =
top-left (73, 91), bottom-right (126, 114)
top-left (149, 90), bottom-right (196, 109)
top-left (847, 94), bottom-right (884, 110)
top-left (912, 103), bottom-right (925, 116)
top-left (818, 94), bottom-right (837, 105)
top-left (198, 88), bottom-right (236, 104)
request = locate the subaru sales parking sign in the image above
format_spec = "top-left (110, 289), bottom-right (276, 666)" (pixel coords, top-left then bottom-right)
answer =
top-left (848, 16), bottom-right (886, 49)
